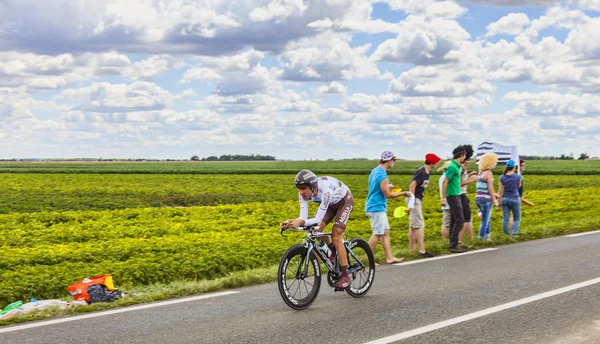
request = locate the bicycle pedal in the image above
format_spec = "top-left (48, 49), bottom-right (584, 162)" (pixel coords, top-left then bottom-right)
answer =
top-left (334, 287), bottom-right (345, 292)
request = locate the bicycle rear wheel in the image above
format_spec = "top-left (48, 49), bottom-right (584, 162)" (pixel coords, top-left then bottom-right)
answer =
top-left (345, 238), bottom-right (376, 298)
top-left (277, 244), bottom-right (322, 310)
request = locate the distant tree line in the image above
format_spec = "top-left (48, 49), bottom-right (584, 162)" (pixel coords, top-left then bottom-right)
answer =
top-left (191, 154), bottom-right (276, 161)
top-left (520, 153), bottom-right (591, 160)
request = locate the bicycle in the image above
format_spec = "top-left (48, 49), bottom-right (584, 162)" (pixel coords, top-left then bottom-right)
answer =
top-left (277, 224), bottom-right (376, 310)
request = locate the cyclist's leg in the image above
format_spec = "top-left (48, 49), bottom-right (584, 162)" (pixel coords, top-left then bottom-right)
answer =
top-left (320, 209), bottom-right (336, 248)
top-left (332, 226), bottom-right (347, 266)
top-left (332, 194), bottom-right (354, 288)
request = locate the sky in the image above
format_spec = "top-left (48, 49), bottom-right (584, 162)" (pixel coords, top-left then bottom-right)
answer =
top-left (1, 0), bottom-right (599, 160)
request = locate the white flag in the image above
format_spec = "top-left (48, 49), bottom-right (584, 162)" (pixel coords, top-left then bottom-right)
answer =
top-left (476, 142), bottom-right (519, 165)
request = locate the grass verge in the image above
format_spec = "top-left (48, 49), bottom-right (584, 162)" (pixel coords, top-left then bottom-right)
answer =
top-left (2, 224), bottom-right (599, 327)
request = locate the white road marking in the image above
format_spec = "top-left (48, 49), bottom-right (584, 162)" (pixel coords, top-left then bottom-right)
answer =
top-left (566, 230), bottom-right (600, 238)
top-left (393, 248), bottom-right (498, 266)
top-left (0, 291), bottom-right (239, 334)
top-left (363, 277), bottom-right (600, 344)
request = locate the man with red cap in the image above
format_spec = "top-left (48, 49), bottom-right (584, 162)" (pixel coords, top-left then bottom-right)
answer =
top-left (406, 153), bottom-right (441, 257)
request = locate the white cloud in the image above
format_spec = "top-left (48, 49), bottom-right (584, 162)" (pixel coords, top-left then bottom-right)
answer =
top-left (178, 49), bottom-right (272, 92)
top-left (480, 6), bottom-right (598, 93)
top-left (504, 91), bottom-right (600, 117)
top-left (462, 0), bottom-right (560, 6)
top-left (1, 1), bottom-right (599, 159)
top-left (318, 108), bottom-right (356, 122)
top-left (249, 0), bottom-right (308, 22)
top-left (0, 52), bottom-right (93, 92)
top-left (468, 0), bottom-right (600, 10)
top-left (486, 13), bottom-right (531, 36)
top-left (279, 32), bottom-right (379, 81)
top-left (571, 0), bottom-right (600, 10)
top-left (370, 16), bottom-right (470, 65)
top-left (566, 18), bottom-right (600, 60)
top-left (200, 87), bottom-right (321, 115)
top-left (522, 5), bottom-right (590, 40)
top-left (278, 90), bottom-right (322, 112)
top-left (307, 17), bottom-right (401, 34)
top-left (180, 67), bottom-right (223, 83)
top-left (0, 89), bottom-right (34, 120)
top-left (127, 55), bottom-right (183, 80)
top-left (195, 50), bottom-right (265, 72)
top-left (58, 81), bottom-right (178, 113)
top-left (0, 0), bottom-right (377, 56)
top-left (379, 94), bottom-right (490, 115)
top-left (315, 82), bottom-right (347, 96)
top-left (0, 51), bottom-right (183, 93)
top-left (380, 0), bottom-right (467, 19)
top-left (214, 65), bottom-right (281, 96)
top-left (389, 63), bottom-right (494, 98)
top-left (342, 93), bottom-right (380, 113)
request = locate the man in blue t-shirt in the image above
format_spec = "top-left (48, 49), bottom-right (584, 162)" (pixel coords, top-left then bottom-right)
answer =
top-left (365, 150), bottom-right (413, 264)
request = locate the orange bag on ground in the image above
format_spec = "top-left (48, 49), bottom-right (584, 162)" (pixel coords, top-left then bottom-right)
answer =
top-left (67, 274), bottom-right (118, 302)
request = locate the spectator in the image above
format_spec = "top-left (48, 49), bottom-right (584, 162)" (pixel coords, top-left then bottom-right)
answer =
top-left (475, 153), bottom-right (499, 240)
top-left (459, 145), bottom-right (477, 244)
top-left (510, 159), bottom-right (534, 229)
top-left (441, 145), bottom-right (468, 253)
top-left (407, 153), bottom-right (441, 258)
top-left (365, 151), bottom-right (413, 264)
top-left (519, 159), bottom-right (535, 207)
top-left (499, 160), bottom-right (523, 236)
top-left (437, 161), bottom-right (452, 241)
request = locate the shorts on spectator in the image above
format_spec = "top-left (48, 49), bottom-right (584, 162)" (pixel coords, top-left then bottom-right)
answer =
top-left (442, 209), bottom-right (451, 228)
top-left (460, 194), bottom-right (472, 222)
top-left (366, 212), bottom-right (390, 235)
top-left (407, 198), bottom-right (425, 229)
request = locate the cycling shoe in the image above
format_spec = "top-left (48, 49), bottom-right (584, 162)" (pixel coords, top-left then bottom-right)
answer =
top-left (333, 275), bottom-right (351, 289)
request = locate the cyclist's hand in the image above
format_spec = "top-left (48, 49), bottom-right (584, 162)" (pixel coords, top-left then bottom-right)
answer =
top-left (288, 219), bottom-right (303, 229)
top-left (280, 219), bottom-right (302, 230)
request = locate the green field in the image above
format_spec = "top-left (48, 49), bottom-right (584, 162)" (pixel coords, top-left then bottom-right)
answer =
top-left (1, 159), bottom-right (599, 175)
top-left (1, 160), bottom-right (599, 319)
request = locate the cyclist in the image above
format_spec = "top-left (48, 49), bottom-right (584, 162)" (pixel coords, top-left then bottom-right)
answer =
top-left (280, 169), bottom-right (354, 289)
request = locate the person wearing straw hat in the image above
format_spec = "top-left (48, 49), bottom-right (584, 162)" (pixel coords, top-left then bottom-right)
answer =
top-left (406, 153), bottom-right (441, 258)
top-left (365, 150), bottom-right (413, 264)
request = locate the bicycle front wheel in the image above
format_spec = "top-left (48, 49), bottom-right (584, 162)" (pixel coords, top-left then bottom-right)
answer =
top-left (345, 238), bottom-right (376, 298)
top-left (277, 244), bottom-right (322, 310)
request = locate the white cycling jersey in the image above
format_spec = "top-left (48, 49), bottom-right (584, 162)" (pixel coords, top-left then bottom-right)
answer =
top-left (299, 176), bottom-right (350, 226)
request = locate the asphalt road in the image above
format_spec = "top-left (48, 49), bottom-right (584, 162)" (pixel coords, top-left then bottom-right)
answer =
top-left (2, 231), bottom-right (600, 344)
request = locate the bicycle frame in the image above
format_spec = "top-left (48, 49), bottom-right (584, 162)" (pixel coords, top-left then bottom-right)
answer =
top-left (278, 224), bottom-right (376, 309)
top-left (285, 226), bottom-right (367, 278)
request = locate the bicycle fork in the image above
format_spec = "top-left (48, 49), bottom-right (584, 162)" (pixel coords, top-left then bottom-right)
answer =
top-left (296, 244), bottom-right (319, 279)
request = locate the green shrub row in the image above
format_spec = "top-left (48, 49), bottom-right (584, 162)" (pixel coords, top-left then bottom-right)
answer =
top-left (2, 184), bottom-right (600, 307)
